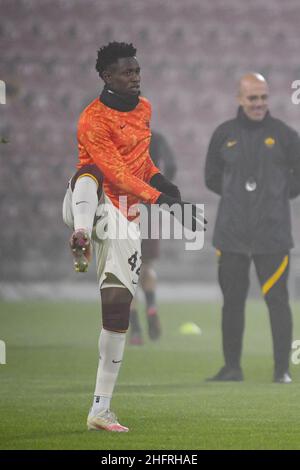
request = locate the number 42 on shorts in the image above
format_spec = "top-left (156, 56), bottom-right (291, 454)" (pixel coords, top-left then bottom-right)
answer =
top-left (128, 251), bottom-right (141, 276)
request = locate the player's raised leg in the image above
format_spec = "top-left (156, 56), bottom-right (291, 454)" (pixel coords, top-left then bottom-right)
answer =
top-left (68, 165), bottom-right (103, 272)
top-left (70, 175), bottom-right (96, 272)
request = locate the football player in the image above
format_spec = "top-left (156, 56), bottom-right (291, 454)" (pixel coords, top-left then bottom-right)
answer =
top-left (62, 41), bottom-right (205, 432)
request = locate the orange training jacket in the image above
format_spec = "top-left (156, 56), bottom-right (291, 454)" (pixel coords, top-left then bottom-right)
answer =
top-left (77, 96), bottom-right (161, 217)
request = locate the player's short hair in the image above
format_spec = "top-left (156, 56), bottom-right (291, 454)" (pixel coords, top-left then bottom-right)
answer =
top-left (96, 41), bottom-right (137, 78)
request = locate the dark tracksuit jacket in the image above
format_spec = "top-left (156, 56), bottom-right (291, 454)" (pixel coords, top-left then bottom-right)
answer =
top-left (205, 107), bottom-right (300, 254)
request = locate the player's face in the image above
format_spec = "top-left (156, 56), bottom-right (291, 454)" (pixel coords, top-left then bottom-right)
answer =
top-left (104, 57), bottom-right (141, 96)
top-left (238, 81), bottom-right (269, 121)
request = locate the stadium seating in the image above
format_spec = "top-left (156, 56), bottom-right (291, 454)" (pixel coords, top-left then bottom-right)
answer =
top-left (1, 0), bottom-right (300, 283)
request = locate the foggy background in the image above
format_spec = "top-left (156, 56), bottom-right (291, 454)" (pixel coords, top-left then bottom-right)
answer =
top-left (1, 0), bottom-right (300, 299)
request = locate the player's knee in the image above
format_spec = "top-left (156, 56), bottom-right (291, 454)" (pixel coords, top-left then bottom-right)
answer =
top-left (102, 302), bottom-right (131, 331)
top-left (101, 287), bottom-right (133, 332)
top-left (71, 164), bottom-right (103, 200)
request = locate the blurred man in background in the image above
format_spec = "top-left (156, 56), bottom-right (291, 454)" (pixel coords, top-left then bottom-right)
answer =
top-left (205, 73), bottom-right (300, 383)
top-left (129, 130), bottom-right (177, 344)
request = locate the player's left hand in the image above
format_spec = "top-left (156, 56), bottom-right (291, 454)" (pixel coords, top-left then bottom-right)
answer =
top-left (156, 194), bottom-right (207, 232)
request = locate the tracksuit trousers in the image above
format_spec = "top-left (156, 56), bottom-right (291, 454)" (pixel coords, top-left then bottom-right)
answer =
top-left (218, 251), bottom-right (292, 375)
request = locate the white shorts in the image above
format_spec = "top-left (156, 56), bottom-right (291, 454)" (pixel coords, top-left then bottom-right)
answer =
top-left (62, 184), bottom-right (141, 297)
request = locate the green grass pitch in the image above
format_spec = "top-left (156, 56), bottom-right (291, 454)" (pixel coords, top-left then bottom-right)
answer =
top-left (0, 300), bottom-right (300, 450)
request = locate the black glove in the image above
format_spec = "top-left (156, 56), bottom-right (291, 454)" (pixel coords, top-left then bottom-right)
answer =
top-left (156, 193), bottom-right (207, 232)
top-left (150, 173), bottom-right (181, 200)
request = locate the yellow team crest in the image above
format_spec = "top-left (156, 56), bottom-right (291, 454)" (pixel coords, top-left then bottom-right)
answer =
top-left (226, 140), bottom-right (237, 148)
top-left (264, 137), bottom-right (275, 147)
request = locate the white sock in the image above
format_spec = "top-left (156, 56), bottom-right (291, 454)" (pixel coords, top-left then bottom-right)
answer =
top-left (72, 176), bottom-right (98, 236)
top-left (92, 395), bottom-right (110, 413)
top-left (91, 328), bottom-right (126, 415)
